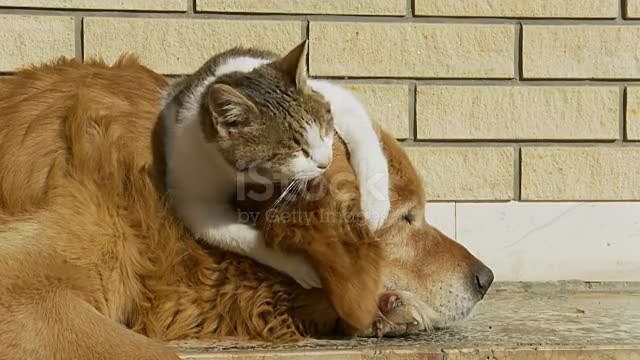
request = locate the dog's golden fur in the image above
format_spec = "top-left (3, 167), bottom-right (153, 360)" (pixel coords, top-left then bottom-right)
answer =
top-left (0, 57), bottom-right (489, 359)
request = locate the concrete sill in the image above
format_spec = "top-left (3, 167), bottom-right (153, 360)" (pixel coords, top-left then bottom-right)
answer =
top-left (170, 281), bottom-right (640, 359)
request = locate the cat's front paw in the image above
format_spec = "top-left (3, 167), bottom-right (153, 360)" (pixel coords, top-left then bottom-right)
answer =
top-left (360, 187), bottom-right (390, 231)
top-left (281, 253), bottom-right (322, 289)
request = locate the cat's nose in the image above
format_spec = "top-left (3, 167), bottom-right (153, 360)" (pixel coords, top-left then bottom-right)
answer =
top-left (311, 145), bottom-right (332, 170)
top-left (316, 159), bottom-right (331, 170)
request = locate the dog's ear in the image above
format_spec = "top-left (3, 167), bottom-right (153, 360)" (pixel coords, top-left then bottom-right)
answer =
top-left (258, 194), bottom-right (383, 331)
top-left (261, 209), bottom-right (383, 331)
top-left (251, 136), bottom-right (384, 332)
top-left (305, 216), bottom-right (383, 331)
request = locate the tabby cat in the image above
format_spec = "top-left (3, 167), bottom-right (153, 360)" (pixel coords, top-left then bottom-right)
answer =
top-left (161, 41), bottom-right (389, 288)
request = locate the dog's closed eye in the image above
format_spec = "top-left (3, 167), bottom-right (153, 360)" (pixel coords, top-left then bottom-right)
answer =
top-left (403, 213), bottom-right (415, 225)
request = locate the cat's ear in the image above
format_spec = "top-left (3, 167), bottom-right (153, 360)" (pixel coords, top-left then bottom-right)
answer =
top-left (207, 84), bottom-right (257, 127)
top-left (274, 40), bottom-right (309, 91)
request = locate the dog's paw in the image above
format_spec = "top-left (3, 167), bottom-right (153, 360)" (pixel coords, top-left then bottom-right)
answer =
top-left (280, 253), bottom-right (322, 289)
top-left (360, 185), bottom-right (390, 231)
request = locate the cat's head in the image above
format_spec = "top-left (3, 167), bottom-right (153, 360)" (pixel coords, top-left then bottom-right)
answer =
top-left (201, 42), bottom-right (334, 185)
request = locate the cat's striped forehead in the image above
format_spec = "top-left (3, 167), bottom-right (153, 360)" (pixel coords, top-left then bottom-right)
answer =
top-left (213, 55), bottom-right (333, 137)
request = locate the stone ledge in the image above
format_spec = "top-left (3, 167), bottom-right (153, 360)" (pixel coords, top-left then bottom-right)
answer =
top-left (170, 282), bottom-right (640, 359)
top-left (176, 346), bottom-right (640, 359)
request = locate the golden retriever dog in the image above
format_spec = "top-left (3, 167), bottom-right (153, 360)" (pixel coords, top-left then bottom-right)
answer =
top-left (0, 56), bottom-right (493, 359)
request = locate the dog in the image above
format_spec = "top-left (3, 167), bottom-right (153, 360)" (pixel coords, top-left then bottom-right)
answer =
top-left (0, 56), bottom-right (493, 359)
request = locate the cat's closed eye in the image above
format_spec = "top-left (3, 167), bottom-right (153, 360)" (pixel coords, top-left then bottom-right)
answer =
top-left (223, 118), bottom-right (241, 127)
top-left (294, 149), bottom-right (310, 159)
top-left (319, 122), bottom-right (335, 138)
top-left (292, 138), bottom-right (311, 157)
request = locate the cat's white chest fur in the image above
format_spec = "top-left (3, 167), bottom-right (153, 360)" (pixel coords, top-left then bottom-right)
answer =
top-left (164, 114), bottom-right (236, 200)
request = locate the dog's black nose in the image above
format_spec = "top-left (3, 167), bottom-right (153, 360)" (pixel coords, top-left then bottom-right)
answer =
top-left (473, 264), bottom-right (494, 298)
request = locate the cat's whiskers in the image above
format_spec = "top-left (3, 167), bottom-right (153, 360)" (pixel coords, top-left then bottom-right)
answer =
top-left (288, 178), bottom-right (304, 204)
top-left (271, 179), bottom-right (299, 209)
top-left (265, 177), bottom-right (303, 232)
top-left (270, 174), bottom-right (313, 210)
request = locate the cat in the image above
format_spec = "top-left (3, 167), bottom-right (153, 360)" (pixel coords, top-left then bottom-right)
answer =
top-left (161, 41), bottom-right (390, 289)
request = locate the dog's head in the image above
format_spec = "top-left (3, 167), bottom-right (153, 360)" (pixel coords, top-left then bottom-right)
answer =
top-left (368, 129), bottom-right (493, 335)
top-left (238, 124), bottom-right (493, 337)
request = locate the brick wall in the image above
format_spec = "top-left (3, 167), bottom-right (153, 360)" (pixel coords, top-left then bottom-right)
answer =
top-left (2, 1), bottom-right (639, 281)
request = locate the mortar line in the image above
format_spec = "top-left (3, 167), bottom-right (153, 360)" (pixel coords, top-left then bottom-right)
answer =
top-left (458, 199), bottom-right (640, 203)
top-left (326, 78), bottom-right (412, 85)
top-left (516, 22), bottom-right (523, 80)
top-left (514, 145), bottom-right (521, 200)
top-left (453, 203), bottom-right (457, 239)
top-left (407, 0), bottom-right (414, 17)
top-left (400, 140), bottom-right (640, 147)
top-left (314, 77), bottom-right (640, 85)
top-left (409, 82), bottom-right (417, 140)
top-left (1, 67), bottom-right (638, 87)
top-left (620, 0), bottom-right (626, 19)
top-left (0, 8), bottom-right (638, 23)
top-left (621, 86), bottom-right (628, 141)
top-left (0, 7), bottom-right (186, 15)
top-left (302, 17), bottom-right (309, 42)
top-left (325, 78), bottom-right (640, 86)
top-left (186, 0), bottom-right (194, 14)
top-left (73, 15), bottom-right (83, 61)
top-left (303, 17), bottom-right (310, 72)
